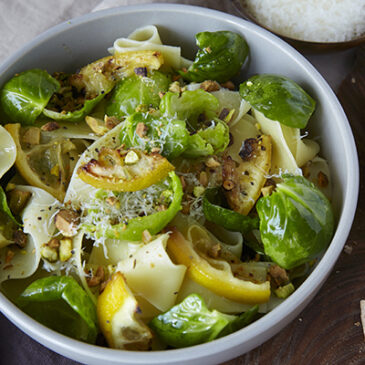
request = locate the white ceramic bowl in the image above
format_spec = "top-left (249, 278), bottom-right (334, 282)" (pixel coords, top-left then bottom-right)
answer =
top-left (0, 4), bottom-right (359, 365)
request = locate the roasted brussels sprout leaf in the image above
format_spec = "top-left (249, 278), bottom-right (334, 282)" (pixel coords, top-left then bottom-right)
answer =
top-left (150, 293), bottom-right (258, 348)
top-left (0, 186), bottom-right (20, 226)
top-left (91, 171), bottom-right (183, 241)
top-left (202, 188), bottom-right (259, 233)
top-left (160, 89), bottom-right (219, 131)
top-left (106, 71), bottom-right (171, 118)
top-left (0, 69), bottom-right (60, 125)
top-left (19, 276), bottom-right (98, 343)
top-left (256, 174), bottom-right (334, 269)
top-left (183, 119), bottom-right (229, 158)
top-left (179, 31), bottom-right (249, 83)
top-left (239, 74), bottom-right (316, 129)
top-left (120, 112), bottom-right (188, 160)
top-left (43, 93), bottom-right (105, 123)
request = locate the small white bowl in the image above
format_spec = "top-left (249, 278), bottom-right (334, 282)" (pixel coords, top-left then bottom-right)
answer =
top-left (0, 4), bottom-right (359, 365)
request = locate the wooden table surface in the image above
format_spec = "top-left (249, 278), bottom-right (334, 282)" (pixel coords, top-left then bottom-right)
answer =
top-left (225, 45), bottom-right (365, 365)
top-left (0, 45), bottom-right (364, 365)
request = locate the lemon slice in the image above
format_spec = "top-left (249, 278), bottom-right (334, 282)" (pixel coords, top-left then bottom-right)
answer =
top-left (77, 147), bottom-right (174, 192)
top-left (97, 272), bottom-right (152, 350)
top-left (80, 50), bottom-right (164, 96)
top-left (167, 228), bottom-right (270, 304)
top-left (224, 134), bottom-right (272, 215)
top-left (5, 123), bottom-right (89, 201)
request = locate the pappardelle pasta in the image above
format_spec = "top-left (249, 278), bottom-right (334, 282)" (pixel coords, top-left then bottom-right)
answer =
top-left (0, 25), bottom-right (334, 349)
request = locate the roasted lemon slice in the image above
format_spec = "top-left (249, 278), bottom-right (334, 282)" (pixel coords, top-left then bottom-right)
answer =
top-left (223, 135), bottom-right (272, 215)
top-left (97, 272), bottom-right (152, 350)
top-left (5, 123), bottom-right (89, 201)
top-left (80, 50), bottom-right (164, 96)
top-left (167, 228), bottom-right (270, 304)
top-left (77, 147), bottom-right (174, 192)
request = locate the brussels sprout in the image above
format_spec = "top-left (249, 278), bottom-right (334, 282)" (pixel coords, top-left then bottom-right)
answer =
top-left (120, 112), bottom-right (188, 160)
top-left (149, 293), bottom-right (258, 348)
top-left (106, 71), bottom-right (171, 117)
top-left (0, 69), bottom-right (60, 125)
top-left (183, 119), bottom-right (229, 158)
top-left (179, 31), bottom-right (249, 83)
top-left (239, 74), bottom-right (316, 129)
top-left (256, 174), bottom-right (334, 269)
top-left (43, 93), bottom-right (105, 123)
top-left (202, 188), bottom-right (259, 233)
top-left (19, 275), bottom-right (98, 343)
top-left (160, 89), bottom-right (219, 131)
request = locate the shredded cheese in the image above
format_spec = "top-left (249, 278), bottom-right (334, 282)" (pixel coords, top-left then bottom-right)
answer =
top-left (244, 0), bottom-right (365, 42)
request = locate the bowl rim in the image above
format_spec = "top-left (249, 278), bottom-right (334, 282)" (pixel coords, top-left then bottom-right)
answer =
top-left (0, 3), bottom-right (359, 364)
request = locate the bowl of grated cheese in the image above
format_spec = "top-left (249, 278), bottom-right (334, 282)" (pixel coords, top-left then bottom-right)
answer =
top-left (234, 0), bottom-right (365, 51)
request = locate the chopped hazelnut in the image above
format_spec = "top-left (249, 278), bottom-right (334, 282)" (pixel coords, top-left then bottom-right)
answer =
top-left (169, 81), bottom-right (181, 94)
top-left (317, 171), bottom-right (329, 188)
top-left (104, 115), bottom-right (119, 130)
top-left (87, 266), bottom-right (105, 287)
top-left (41, 121), bottom-right (60, 132)
top-left (85, 116), bottom-right (108, 136)
top-left (142, 229), bottom-right (152, 244)
top-left (205, 157), bottom-right (220, 168)
top-left (54, 209), bottom-right (80, 237)
top-left (223, 180), bottom-right (235, 191)
top-left (261, 185), bottom-right (274, 197)
top-left (269, 265), bottom-right (289, 287)
top-left (13, 230), bottom-right (28, 248)
top-left (208, 243), bottom-right (221, 259)
top-left (200, 80), bottom-right (220, 92)
top-left (135, 122), bottom-right (148, 138)
top-left (199, 171), bottom-right (208, 187)
top-left (47, 238), bottom-right (60, 249)
top-left (220, 81), bottom-right (235, 90)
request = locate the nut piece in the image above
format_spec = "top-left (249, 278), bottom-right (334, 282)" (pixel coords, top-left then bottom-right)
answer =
top-left (169, 81), bottom-right (182, 94)
top-left (208, 243), bottom-right (221, 259)
top-left (124, 150), bottom-right (140, 165)
top-left (59, 238), bottom-right (73, 262)
top-left (41, 245), bottom-right (58, 262)
top-left (223, 180), bottom-right (235, 191)
top-left (269, 265), bottom-right (289, 287)
top-left (85, 116), bottom-right (108, 136)
top-left (261, 185), bottom-right (274, 197)
top-left (199, 171), bottom-right (208, 187)
top-left (13, 230), bottom-right (28, 248)
top-left (205, 157), bottom-right (220, 168)
top-left (220, 81), bottom-right (235, 90)
top-left (142, 229), bottom-right (152, 244)
top-left (87, 266), bottom-right (105, 287)
top-left (200, 80), bottom-right (220, 92)
top-left (317, 171), bottom-right (329, 188)
top-left (41, 121), bottom-right (60, 131)
top-left (8, 189), bottom-right (32, 215)
top-left (104, 115), bottom-right (119, 130)
top-left (135, 122), bottom-right (148, 138)
top-left (54, 209), bottom-right (80, 237)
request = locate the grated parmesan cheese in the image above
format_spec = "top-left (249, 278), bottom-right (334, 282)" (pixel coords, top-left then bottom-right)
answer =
top-left (244, 0), bottom-right (365, 42)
